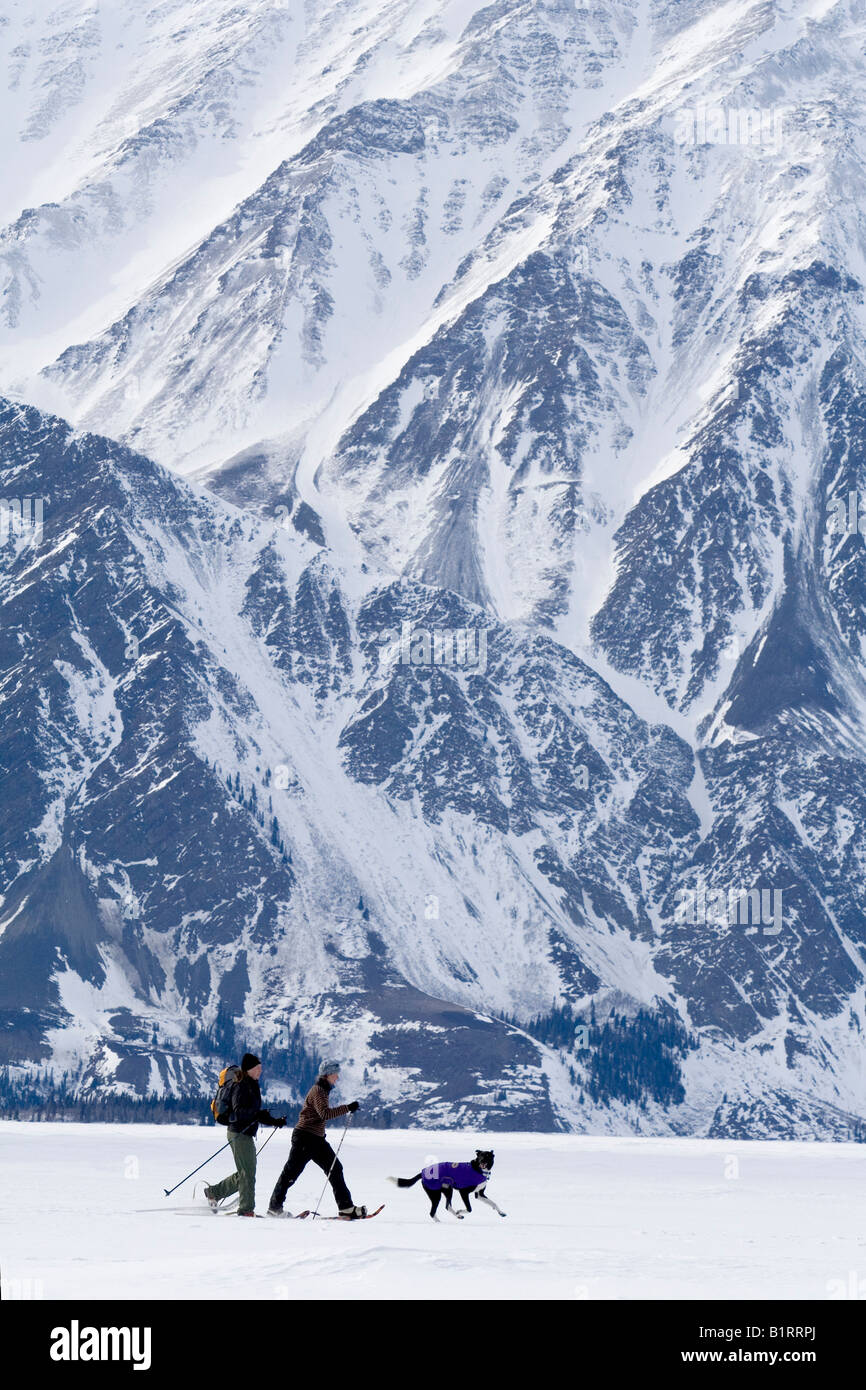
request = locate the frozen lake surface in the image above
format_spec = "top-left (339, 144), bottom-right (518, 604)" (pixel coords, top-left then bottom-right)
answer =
top-left (2, 1122), bottom-right (864, 1300)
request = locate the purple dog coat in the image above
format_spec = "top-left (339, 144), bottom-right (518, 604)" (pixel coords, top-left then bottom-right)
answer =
top-left (421, 1161), bottom-right (487, 1190)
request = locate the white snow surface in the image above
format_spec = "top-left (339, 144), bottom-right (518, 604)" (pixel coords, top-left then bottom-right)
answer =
top-left (2, 1121), bottom-right (864, 1301)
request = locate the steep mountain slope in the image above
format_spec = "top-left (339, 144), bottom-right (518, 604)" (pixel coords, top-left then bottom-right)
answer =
top-left (2, 0), bottom-right (866, 1136)
top-left (2, 0), bottom-right (639, 470)
top-left (0, 396), bottom-right (685, 1126)
top-left (2, 393), bottom-right (865, 1136)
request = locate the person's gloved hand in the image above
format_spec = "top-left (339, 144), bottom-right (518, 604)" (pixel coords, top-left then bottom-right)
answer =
top-left (347, 1101), bottom-right (360, 1113)
top-left (273, 1116), bottom-right (287, 1128)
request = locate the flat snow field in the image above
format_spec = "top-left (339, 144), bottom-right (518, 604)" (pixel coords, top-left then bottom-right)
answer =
top-left (1, 1122), bottom-right (864, 1300)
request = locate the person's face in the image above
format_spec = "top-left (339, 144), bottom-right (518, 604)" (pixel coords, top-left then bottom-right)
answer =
top-left (326, 1072), bottom-right (339, 1085)
top-left (250, 1064), bottom-right (263, 1080)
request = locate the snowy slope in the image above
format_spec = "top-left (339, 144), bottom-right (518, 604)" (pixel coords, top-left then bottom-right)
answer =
top-left (0, 396), bottom-right (695, 1128)
top-left (2, 393), bottom-right (866, 1136)
top-left (2, 1), bottom-right (866, 1136)
top-left (1, 0), bottom-right (639, 469)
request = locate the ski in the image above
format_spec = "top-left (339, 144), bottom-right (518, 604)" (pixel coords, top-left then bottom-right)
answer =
top-left (172, 1206), bottom-right (308, 1218)
top-left (191, 1183), bottom-right (239, 1212)
top-left (311, 1203), bottom-right (385, 1222)
top-left (173, 1211), bottom-right (264, 1218)
top-left (170, 1196), bottom-right (249, 1217)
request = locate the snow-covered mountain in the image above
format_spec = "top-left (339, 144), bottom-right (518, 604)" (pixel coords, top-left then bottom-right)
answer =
top-left (2, 0), bottom-right (866, 1136)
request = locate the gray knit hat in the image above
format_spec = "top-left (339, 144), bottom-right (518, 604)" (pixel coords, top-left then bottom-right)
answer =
top-left (319, 1060), bottom-right (340, 1075)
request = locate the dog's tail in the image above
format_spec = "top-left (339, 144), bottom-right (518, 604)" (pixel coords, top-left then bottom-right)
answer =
top-left (387, 1173), bottom-right (423, 1188)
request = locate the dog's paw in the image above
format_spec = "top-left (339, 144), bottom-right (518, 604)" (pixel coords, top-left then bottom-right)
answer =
top-left (386, 1176), bottom-right (398, 1186)
top-left (499, 1211), bottom-right (507, 1218)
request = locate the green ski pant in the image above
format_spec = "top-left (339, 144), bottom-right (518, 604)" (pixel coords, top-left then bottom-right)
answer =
top-left (208, 1131), bottom-right (257, 1213)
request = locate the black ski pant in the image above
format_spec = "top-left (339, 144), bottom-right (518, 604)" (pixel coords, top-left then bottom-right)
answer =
top-left (269, 1128), bottom-right (353, 1212)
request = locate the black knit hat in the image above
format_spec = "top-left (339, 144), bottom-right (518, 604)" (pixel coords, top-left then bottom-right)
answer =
top-left (241, 1052), bottom-right (261, 1072)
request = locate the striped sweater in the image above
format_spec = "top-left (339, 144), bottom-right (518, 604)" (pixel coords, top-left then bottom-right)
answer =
top-left (294, 1079), bottom-right (350, 1138)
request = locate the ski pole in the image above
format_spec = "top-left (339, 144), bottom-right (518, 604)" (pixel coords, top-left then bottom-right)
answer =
top-left (163, 1120), bottom-right (261, 1198)
top-left (255, 1126), bottom-right (278, 1157)
top-left (311, 1112), bottom-right (353, 1218)
top-left (163, 1138), bottom-right (233, 1197)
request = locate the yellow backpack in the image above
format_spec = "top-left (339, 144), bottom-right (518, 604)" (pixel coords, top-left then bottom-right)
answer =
top-left (211, 1064), bottom-right (242, 1124)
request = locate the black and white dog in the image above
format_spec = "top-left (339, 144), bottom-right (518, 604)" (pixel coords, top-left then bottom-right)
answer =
top-left (387, 1150), bottom-right (506, 1221)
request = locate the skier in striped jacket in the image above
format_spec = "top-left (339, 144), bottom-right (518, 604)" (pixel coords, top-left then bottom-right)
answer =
top-left (268, 1062), bottom-right (366, 1218)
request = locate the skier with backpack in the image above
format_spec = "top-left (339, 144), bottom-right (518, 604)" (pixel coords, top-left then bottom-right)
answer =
top-left (205, 1053), bottom-right (286, 1216)
top-left (268, 1061), bottom-right (366, 1219)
